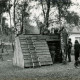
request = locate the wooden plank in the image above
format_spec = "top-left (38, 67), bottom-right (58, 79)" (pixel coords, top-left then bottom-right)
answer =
top-left (38, 54), bottom-right (51, 56)
top-left (24, 64), bottom-right (33, 68)
top-left (39, 58), bottom-right (52, 62)
top-left (36, 46), bottom-right (49, 50)
top-left (21, 45), bottom-right (28, 48)
top-left (24, 59), bottom-right (39, 63)
top-left (20, 42), bottom-right (27, 44)
top-left (24, 57), bottom-right (31, 60)
top-left (24, 62), bottom-right (33, 68)
top-left (22, 50), bottom-right (31, 53)
top-left (24, 62), bottom-right (32, 65)
top-left (34, 42), bottom-right (46, 44)
top-left (24, 60), bottom-right (32, 63)
top-left (21, 47), bottom-right (28, 50)
top-left (40, 62), bottom-right (53, 65)
top-left (35, 44), bottom-right (48, 47)
top-left (21, 46), bottom-right (34, 49)
top-left (36, 48), bottom-right (49, 51)
top-left (22, 49), bottom-right (34, 52)
top-left (19, 37), bottom-right (25, 39)
top-left (35, 44), bottom-right (48, 46)
top-left (19, 39), bottom-right (26, 41)
top-left (19, 34), bottom-right (60, 40)
top-left (22, 49), bottom-right (29, 52)
top-left (28, 37), bottom-right (37, 40)
top-left (39, 59), bottom-right (52, 62)
top-left (34, 42), bottom-right (47, 45)
top-left (21, 43), bottom-right (33, 45)
top-left (24, 60), bottom-right (52, 67)
top-left (23, 51), bottom-right (50, 55)
top-left (38, 55), bottom-right (51, 58)
top-left (20, 43), bottom-right (33, 45)
top-left (36, 51), bottom-right (50, 54)
top-left (23, 55), bottom-right (31, 58)
top-left (35, 50), bottom-right (49, 53)
top-left (20, 44), bottom-right (27, 46)
top-left (37, 53), bottom-right (51, 55)
top-left (22, 50), bottom-right (38, 53)
top-left (24, 62), bottom-right (40, 67)
top-left (37, 49), bottom-right (49, 53)
top-left (23, 53), bottom-right (30, 56)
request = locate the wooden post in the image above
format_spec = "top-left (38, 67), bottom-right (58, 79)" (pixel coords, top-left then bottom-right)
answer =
top-left (60, 28), bottom-right (68, 64)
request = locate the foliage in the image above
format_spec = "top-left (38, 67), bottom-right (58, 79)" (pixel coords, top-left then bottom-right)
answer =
top-left (13, 0), bottom-right (80, 35)
top-left (14, 0), bottom-right (29, 34)
top-left (32, 0), bottom-right (71, 34)
top-left (0, 0), bottom-right (12, 14)
top-left (36, 0), bottom-right (80, 31)
top-left (64, 11), bottom-right (79, 26)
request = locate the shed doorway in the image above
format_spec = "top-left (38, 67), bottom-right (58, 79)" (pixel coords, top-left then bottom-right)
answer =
top-left (47, 41), bottom-right (62, 63)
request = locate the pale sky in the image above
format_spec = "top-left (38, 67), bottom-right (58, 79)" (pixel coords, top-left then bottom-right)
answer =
top-left (69, 0), bottom-right (80, 15)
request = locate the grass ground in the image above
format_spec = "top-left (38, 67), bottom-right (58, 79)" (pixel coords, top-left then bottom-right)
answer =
top-left (0, 49), bottom-right (80, 80)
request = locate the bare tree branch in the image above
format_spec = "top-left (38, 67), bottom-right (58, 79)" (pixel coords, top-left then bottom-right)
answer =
top-left (40, 0), bottom-right (46, 19)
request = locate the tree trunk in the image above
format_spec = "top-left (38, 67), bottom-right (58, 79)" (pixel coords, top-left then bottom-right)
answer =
top-left (45, 0), bottom-right (51, 28)
top-left (14, 0), bottom-right (16, 31)
top-left (40, 0), bottom-right (51, 34)
top-left (57, 3), bottom-right (67, 64)
top-left (21, 11), bottom-right (24, 34)
top-left (40, 0), bottom-right (46, 20)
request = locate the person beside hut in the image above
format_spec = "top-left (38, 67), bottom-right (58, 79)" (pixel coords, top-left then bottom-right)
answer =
top-left (0, 42), bottom-right (4, 60)
top-left (1, 42), bottom-right (4, 53)
top-left (66, 38), bottom-right (72, 62)
top-left (74, 40), bottom-right (80, 67)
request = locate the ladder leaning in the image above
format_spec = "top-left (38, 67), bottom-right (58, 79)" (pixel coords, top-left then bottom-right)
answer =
top-left (31, 38), bottom-right (41, 67)
top-left (26, 38), bottom-right (35, 68)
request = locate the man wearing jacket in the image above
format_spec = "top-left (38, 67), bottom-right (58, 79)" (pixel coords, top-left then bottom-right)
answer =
top-left (66, 38), bottom-right (72, 62)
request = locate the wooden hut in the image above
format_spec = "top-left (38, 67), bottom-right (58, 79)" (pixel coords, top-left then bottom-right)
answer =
top-left (13, 34), bottom-right (61, 68)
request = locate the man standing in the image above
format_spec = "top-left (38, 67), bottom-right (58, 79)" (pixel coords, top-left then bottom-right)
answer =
top-left (66, 38), bottom-right (72, 62)
top-left (74, 40), bottom-right (80, 67)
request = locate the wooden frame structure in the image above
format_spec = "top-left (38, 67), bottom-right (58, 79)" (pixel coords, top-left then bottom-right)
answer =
top-left (13, 34), bottom-right (61, 68)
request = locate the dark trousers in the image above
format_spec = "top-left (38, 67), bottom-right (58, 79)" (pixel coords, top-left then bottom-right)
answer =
top-left (74, 52), bottom-right (79, 66)
top-left (66, 50), bottom-right (71, 62)
top-left (75, 52), bottom-right (79, 61)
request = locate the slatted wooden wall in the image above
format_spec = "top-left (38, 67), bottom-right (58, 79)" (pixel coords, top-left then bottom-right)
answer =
top-left (13, 34), bottom-right (60, 68)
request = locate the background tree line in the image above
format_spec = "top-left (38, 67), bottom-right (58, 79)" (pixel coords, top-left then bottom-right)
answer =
top-left (0, 0), bottom-right (80, 37)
